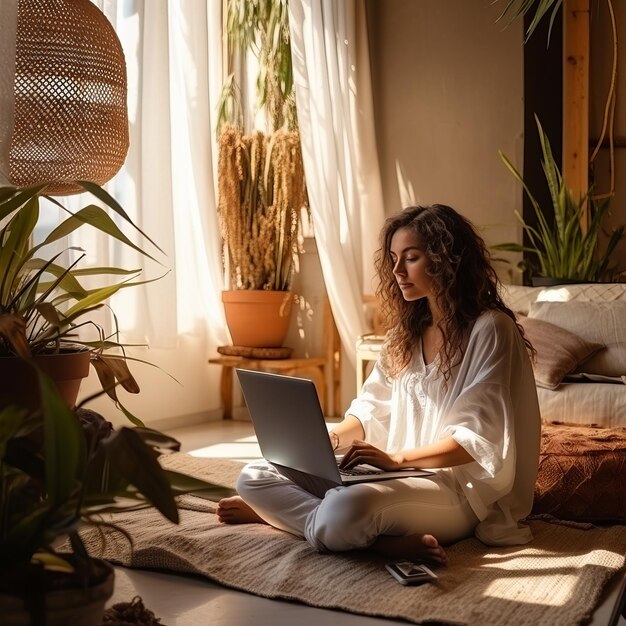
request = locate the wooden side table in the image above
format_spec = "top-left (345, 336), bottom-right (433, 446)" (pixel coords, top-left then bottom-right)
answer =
top-left (208, 355), bottom-right (328, 419)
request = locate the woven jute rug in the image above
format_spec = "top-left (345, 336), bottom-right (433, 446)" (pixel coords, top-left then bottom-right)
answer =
top-left (79, 453), bottom-right (626, 626)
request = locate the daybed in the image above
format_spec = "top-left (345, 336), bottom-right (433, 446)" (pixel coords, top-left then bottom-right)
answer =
top-left (502, 282), bottom-right (626, 527)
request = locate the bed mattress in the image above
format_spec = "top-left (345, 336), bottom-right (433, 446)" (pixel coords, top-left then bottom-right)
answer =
top-left (537, 382), bottom-right (626, 428)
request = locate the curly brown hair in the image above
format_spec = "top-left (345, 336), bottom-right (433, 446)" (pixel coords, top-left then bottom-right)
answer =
top-left (374, 204), bottom-right (532, 381)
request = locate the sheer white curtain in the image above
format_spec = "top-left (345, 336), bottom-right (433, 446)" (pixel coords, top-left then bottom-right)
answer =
top-left (82, 0), bottom-right (227, 349)
top-left (288, 0), bottom-right (385, 367)
top-left (76, 0), bottom-right (227, 423)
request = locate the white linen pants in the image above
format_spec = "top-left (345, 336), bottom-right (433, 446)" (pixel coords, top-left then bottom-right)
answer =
top-left (236, 462), bottom-right (479, 553)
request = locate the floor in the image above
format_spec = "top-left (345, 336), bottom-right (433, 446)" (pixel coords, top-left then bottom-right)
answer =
top-left (106, 419), bottom-right (626, 626)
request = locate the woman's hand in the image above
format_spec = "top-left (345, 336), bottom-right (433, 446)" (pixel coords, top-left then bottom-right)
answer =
top-left (338, 436), bottom-right (473, 472)
top-left (339, 440), bottom-right (404, 471)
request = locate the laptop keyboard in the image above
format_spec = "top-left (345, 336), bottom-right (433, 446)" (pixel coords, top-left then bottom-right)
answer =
top-left (338, 466), bottom-right (383, 477)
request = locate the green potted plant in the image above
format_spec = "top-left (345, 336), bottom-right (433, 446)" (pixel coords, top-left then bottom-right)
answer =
top-left (0, 179), bottom-right (233, 623)
top-left (0, 181), bottom-right (162, 421)
top-left (0, 363), bottom-right (232, 625)
top-left (493, 115), bottom-right (624, 284)
top-left (216, 0), bottom-right (309, 349)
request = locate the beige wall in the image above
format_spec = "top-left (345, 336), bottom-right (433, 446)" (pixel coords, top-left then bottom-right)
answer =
top-left (366, 0), bottom-right (525, 280)
top-left (366, 0), bottom-right (626, 279)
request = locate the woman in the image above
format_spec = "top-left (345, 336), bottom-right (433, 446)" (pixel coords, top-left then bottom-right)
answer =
top-left (218, 204), bottom-right (541, 565)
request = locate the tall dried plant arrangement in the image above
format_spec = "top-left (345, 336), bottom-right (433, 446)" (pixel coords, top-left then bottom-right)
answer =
top-left (218, 124), bottom-right (307, 291)
top-left (216, 0), bottom-right (308, 293)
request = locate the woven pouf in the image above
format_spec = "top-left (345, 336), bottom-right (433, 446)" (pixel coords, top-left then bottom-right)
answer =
top-left (533, 423), bottom-right (626, 523)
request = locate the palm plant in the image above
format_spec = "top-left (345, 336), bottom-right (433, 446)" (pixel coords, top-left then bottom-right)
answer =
top-left (493, 116), bottom-right (624, 282)
top-left (0, 181), bottom-right (162, 423)
top-left (493, 0), bottom-right (619, 201)
top-left (493, 0), bottom-right (563, 42)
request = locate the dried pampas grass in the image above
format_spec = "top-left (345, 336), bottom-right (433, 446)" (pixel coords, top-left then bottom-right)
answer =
top-left (218, 124), bottom-right (307, 290)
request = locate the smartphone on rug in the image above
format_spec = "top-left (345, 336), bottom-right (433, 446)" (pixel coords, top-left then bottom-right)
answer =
top-left (385, 561), bottom-right (438, 585)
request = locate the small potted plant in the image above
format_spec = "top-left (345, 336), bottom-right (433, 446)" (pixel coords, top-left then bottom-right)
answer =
top-left (493, 116), bottom-right (625, 285)
top-left (0, 181), bottom-right (162, 421)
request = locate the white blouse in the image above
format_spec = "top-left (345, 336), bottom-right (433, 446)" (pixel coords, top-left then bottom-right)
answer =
top-left (345, 310), bottom-right (541, 546)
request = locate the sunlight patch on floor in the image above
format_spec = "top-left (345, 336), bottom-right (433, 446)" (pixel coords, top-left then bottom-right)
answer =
top-left (188, 435), bottom-right (262, 461)
top-left (484, 574), bottom-right (578, 606)
top-left (174, 419), bottom-right (339, 461)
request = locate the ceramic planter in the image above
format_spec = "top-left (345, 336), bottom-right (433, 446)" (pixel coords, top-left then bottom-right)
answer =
top-left (530, 277), bottom-right (588, 287)
top-left (222, 290), bottom-right (293, 347)
top-left (0, 348), bottom-right (91, 410)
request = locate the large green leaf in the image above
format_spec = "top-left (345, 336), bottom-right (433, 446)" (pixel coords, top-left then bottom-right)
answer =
top-left (0, 185), bottom-right (45, 222)
top-left (43, 205), bottom-right (162, 265)
top-left (74, 182), bottom-right (165, 255)
top-left (0, 197), bottom-right (39, 304)
top-left (101, 428), bottom-right (179, 523)
top-left (493, 0), bottom-right (563, 43)
top-left (38, 368), bottom-right (86, 505)
top-left (25, 258), bottom-right (89, 298)
top-left (63, 274), bottom-right (153, 319)
top-left (71, 266), bottom-right (141, 277)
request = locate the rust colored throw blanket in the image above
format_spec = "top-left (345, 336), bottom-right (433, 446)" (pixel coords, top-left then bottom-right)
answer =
top-left (76, 454), bottom-right (626, 626)
top-left (534, 424), bottom-right (626, 523)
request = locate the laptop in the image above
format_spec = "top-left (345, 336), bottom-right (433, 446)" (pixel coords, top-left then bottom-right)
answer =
top-left (236, 369), bottom-right (433, 497)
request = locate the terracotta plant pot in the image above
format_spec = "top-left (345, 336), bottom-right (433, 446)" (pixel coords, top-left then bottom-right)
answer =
top-left (222, 290), bottom-right (293, 348)
top-left (0, 349), bottom-right (91, 410)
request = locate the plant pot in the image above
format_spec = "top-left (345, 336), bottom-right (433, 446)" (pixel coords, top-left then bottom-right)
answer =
top-left (0, 349), bottom-right (91, 410)
top-left (0, 558), bottom-right (114, 626)
top-left (222, 290), bottom-right (293, 348)
top-left (530, 277), bottom-right (590, 287)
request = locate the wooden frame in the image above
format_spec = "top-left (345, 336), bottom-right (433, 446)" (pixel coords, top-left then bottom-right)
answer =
top-left (563, 0), bottom-right (590, 226)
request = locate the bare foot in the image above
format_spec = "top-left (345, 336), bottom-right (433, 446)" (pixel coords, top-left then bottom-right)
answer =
top-left (372, 533), bottom-right (448, 566)
top-left (216, 496), bottom-right (268, 525)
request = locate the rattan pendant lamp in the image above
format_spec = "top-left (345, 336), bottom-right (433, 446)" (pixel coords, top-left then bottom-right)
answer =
top-left (0, 0), bottom-right (129, 195)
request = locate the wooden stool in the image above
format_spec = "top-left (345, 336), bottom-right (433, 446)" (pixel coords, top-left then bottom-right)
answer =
top-left (209, 353), bottom-right (328, 419)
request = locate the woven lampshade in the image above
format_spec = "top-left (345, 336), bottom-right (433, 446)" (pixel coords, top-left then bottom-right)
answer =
top-left (8, 0), bottom-right (129, 196)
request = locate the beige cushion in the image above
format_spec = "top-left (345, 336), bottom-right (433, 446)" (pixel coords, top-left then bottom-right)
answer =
top-left (529, 301), bottom-right (626, 377)
top-left (501, 283), bottom-right (626, 316)
top-left (518, 315), bottom-right (604, 390)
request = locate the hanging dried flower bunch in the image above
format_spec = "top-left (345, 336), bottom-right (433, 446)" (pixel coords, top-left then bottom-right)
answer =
top-left (218, 123), bottom-right (308, 291)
